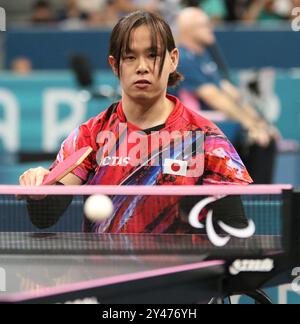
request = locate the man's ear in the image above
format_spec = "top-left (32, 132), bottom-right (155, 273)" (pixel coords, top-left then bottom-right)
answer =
top-left (170, 48), bottom-right (179, 73)
top-left (108, 56), bottom-right (118, 76)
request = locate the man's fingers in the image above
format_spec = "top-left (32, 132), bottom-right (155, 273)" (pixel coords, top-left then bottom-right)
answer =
top-left (23, 176), bottom-right (32, 187)
top-left (36, 168), bottom-right (49, 187)
top-left (17, 167), bottom-right (50, 201)
top-left (19, 172), bottom-right (27, 186)
top-left (19, 168), bottom-right (49, 187)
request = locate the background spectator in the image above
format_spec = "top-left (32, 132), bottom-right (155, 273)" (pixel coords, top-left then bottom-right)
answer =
top-left (11, 57), bottom-right (33, 75)
top-left (31, 0), bottom-right (56, 25)
top-left (243, 0), bottom-right (291, 23)
top-left (57, 0), bottom-right (88, 27)
top-left (199, 0), bottom-right (227, 22)
top-left (175, 7), bottom-right (280, 183)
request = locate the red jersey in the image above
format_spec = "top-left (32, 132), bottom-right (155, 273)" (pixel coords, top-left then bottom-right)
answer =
top-left (51, 95), bottom-right (252, 233)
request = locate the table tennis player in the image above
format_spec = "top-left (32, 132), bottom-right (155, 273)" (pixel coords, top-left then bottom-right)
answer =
top-left (19, 11), bottom-right (252, 234)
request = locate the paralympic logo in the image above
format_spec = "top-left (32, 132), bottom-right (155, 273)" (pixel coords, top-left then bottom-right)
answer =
top-left (188, 196), bottom-right (256, 247)
top-left (291, 268), bottom-right (300, 292)
top-left (291, 7), bottom-right (300, 32)
top-left (0, 267), bottom-right (6, 292)
top-left (0, 7), bottom-right (6, 32)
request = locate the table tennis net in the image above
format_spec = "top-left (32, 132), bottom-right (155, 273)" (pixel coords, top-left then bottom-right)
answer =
top-left (0, 186), bottom-right (291, 256)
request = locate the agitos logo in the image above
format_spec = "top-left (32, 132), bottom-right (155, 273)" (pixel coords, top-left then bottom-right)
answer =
top-left (292, 7), bottom-right (300, 32)
top-left (0, 7), bottom-right (6, 32)
top-left (189, 196), bottom-right (256, 247)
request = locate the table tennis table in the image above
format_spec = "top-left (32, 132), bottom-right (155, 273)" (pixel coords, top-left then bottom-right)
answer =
top-left (0, 185), bottom-right (298, 304)
top-left (0, 232), bottom-right (294, 304)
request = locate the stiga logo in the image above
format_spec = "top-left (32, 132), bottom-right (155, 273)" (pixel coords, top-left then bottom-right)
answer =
top-left (229, 259), bottom-right (274, 276)
top-left (0, 267), bottom-right (6, 292)
top-left (291, 7), bottom-right (300, 32)
top-left (0, 7), bottom-right (6, 32)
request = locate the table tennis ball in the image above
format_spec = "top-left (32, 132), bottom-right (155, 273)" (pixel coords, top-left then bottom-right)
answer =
top-left (84, 194), bottom-right (114, 222)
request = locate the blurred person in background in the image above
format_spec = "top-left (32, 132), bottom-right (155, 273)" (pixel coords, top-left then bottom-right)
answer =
top-left (31, 0), bottom-right (57, 25)
top-left (75, 0), bottom-right (108, 14)
top-left (224, 0), bottom-right (293, 22)
top-left (176, 7), bottom-right (280, 183)
top-left (67, 0), bottom-right (117, 27)
top-left (123, 0), bottom-right (180, 24)
top-left (112, 0), bottom-right (181, 25)
top-left (11, 58), bottom-right (33, 75)
top-left (181, 0), bottom-right (237, 23)
top-left (132, 0), bottom-right (182, 25)
top-left (224, 0), bottom-right (255, 21)
top-left (198, 0), bottom-right (227, 22)
top-left (57, 0), bottom-right (89, 28)
top-left (58, 0), bottom-right (181, 27)
top-left (112, 0), bottom-right (159, 13)
top-left (77, 0), bottom-right (155, 27)
top-left (243, 0), bottom-right (292, 23)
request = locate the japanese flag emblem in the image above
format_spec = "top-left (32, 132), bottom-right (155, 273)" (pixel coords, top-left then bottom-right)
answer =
top-left (163, 159), bottom-right (188, 176)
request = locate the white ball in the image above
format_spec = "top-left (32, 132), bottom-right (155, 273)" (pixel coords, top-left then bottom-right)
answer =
top-left (84, 194), bottom-right (114, 223)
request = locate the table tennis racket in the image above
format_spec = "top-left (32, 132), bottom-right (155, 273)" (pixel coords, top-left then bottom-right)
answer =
top-left (42, 146), bottom-right (93, 185)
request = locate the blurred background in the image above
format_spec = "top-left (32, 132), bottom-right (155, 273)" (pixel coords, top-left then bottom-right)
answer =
top-left (0, 0), bottom-right (299, 303)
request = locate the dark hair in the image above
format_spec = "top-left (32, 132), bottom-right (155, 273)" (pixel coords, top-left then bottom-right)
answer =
top-left (33, 0), bottom-right (50, 9)
top-left (109, 11), bottom-right (183, 87)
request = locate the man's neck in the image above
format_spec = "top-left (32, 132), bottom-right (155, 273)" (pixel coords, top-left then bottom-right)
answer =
top-left (121, 94), bottom-right (175, 130)
top-left (180, 39), bottom-right (205, 55)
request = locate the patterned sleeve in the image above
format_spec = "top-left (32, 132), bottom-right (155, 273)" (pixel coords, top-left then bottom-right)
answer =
top-left (49, 122), bottom-right (95, 183)
top-left (202, 131), bottom-right (253, 185)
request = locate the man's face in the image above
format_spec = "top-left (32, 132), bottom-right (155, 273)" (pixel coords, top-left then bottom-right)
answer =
top-left (191, 15), bottom-right (215, 47)
top-left (109, 25), bottom-right (178, 102)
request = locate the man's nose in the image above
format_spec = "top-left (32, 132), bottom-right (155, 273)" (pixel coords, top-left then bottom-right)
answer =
top-left (136, 58), bottom-right (149, 74)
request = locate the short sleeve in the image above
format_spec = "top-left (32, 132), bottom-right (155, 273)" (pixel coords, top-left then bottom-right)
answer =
top-left (203, 133), bottom-right (253, 185)
top-left (49, 123), bottom-right (95, 183)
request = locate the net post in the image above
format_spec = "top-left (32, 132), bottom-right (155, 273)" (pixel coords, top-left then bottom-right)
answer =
top-left (282, 188), bottom-right (297, 266)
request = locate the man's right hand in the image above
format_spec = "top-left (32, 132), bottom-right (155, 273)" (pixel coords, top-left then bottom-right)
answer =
top-left (18, 167), bottom-right (50, 200)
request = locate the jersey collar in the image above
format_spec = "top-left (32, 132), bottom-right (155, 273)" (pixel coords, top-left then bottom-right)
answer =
top-left (116, 94), bottom-right (183, 131)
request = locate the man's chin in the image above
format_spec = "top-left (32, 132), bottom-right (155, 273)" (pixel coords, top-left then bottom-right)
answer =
top-left (132, 92), bottom-right (152, 101)
top-left (126, 89), bottom-right (163, 102)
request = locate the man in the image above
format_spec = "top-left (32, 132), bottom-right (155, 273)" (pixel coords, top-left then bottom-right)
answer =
top-left (20, 11), bottom-right (252, 233)
top-left (176, 7), bottom-right (279, 183)
top-left (31, 0), bottom-right (56, 25)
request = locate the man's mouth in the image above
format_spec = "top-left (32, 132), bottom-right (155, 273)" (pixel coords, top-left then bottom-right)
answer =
top-left (134, 80), bottom-right (151, 85)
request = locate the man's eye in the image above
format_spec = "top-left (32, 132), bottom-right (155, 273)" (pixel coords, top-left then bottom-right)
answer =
top-left (149, 53), bottom-right (158, 59)
top-left (126, 56), bottom-right (135, 61)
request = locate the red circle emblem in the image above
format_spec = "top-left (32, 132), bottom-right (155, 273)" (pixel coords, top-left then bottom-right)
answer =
top-left (171, 163), bottom-right (181, 172)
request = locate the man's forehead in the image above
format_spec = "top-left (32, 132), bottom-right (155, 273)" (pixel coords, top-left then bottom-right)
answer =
top-left (127, 26), bottom-right (163, 52)
top-left (126, 44), bottom-right (162, 53)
